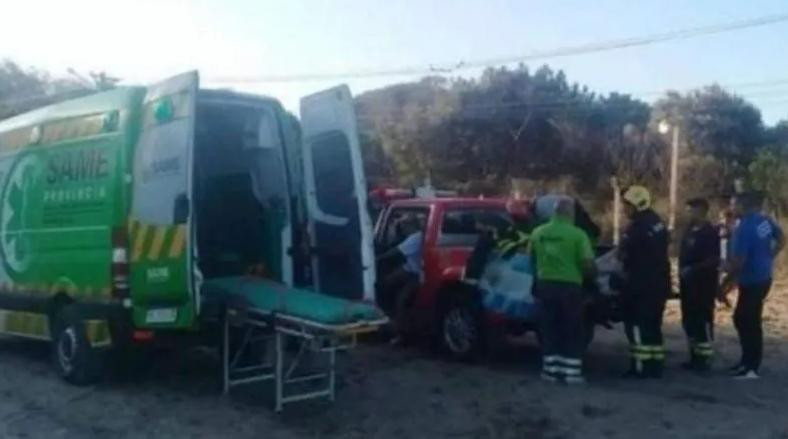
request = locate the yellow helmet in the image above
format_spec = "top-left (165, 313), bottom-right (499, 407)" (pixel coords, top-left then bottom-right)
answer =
top-left (622, 185), bottom-right (651, 211)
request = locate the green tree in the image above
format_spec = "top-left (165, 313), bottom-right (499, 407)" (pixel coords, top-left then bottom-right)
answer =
top-left (749, 147), bottom-right (788, 217)
top-left (652, 86), bottom-right (764, 192)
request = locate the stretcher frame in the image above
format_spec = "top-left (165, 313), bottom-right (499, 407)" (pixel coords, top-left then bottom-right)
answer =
top-left (221, 305), bottom-right (386, 412)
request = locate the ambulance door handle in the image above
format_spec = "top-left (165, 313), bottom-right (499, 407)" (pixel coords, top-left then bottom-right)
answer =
top-left (174, 193), bottom-right (190, 224)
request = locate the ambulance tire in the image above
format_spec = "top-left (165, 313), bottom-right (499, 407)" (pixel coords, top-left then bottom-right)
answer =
top-left (51, 305), bottom-right (104, 385)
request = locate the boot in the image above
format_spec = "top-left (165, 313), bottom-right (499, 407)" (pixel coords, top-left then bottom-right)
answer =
top-left (645, 359), bottom-right (663, 379)
top-left (623, 358), bottom-right (647, 379)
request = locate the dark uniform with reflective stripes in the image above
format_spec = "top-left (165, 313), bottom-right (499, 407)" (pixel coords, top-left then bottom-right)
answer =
top-left (620, 209), bottom-right (671, 378)
top-left (679, 221), bottom-right (720, 369)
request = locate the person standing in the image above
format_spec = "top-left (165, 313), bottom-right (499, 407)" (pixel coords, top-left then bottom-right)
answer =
top-left (530, 197), bottom-right (595, 384)
top-left (376, 215), bottom-right (425, 343)
top-left (720, 192), bottom-right (785, 379)
top-left (618, 186), bottom-right (671, 378)
top-left (679, 198), bottom-right (721, 372)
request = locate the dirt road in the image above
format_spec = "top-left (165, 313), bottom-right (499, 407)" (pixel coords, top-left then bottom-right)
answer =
top-left (2, 282), bottom-right (788, 439)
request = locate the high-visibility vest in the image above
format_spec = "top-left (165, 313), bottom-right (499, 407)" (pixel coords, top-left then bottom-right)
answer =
top-left (496, 230), bottom-right (530, 256)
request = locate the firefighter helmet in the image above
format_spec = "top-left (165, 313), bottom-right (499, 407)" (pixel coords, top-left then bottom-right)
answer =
top-left (622, 185), bottom-right (651, 211)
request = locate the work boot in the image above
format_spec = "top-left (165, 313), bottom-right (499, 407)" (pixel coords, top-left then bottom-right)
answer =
top-left (623, 359), bottom-right (647, 379)
top-left (681, 355), bottom-right (703, 372)
top-left (622, 368), bottom-right (647, 379)
top-left (644, 360), bottom-right (663, 379)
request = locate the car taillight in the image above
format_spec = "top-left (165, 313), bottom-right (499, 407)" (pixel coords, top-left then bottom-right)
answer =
top-left (111, 226), bottom-right (130, 301)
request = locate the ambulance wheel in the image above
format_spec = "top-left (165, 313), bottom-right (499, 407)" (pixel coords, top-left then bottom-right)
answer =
top-left (438, 294), bottom-right (484, 361)
top-left (51, 306), bottom-right (104, 385)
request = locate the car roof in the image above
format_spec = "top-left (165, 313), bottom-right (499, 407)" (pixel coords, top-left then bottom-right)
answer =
top-left (388, 197), bottom-right (508, 209)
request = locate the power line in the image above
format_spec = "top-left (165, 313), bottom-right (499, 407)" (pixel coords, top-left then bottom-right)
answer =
top-left (4, 76), bottom-right (788, 118)
top-left (438, 87), bottom-right (788, 113)
top-left (631, 78), bottom-right (788, 98)
top-left (208, 12), bottom-right (788, 84)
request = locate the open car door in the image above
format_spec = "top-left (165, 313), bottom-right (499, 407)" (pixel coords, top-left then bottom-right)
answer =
top-left (129, 71), bottom-right (199, 329)
top-left (300, 85), bottom-right (375, 301)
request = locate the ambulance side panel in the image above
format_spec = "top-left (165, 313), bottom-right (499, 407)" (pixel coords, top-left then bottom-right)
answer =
top-left (0, 88), bottom-right (145, 340)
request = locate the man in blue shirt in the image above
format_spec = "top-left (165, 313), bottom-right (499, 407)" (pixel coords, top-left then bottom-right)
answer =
top-left (376, 215), bottom-right (425, 343)
top-left (720, 191), bottom-right (785, 379)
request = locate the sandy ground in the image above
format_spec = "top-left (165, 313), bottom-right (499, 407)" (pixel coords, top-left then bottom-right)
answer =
top-left (2, 281), bottom-right (788, 439)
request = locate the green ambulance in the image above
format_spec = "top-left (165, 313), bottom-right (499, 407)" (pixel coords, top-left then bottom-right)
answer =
top-left (0, 71), bottom-right (376, 384)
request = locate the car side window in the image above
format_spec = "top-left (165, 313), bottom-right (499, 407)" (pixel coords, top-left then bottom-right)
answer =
top-left (438, 208), bottom-right (512, 247)
top-left (380, 207), bottom-right (429, 249)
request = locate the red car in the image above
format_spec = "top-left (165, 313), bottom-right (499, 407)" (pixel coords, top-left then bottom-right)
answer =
top-left (374, 197), bottom-right (619, 360)
top-left (374, 198), bottom-right (514, 355)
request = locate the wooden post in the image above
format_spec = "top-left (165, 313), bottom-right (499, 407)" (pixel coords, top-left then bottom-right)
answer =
top-left (611, 176), bottom-right (621, 245)
top-left (668, 126), bottom-right (680, 231)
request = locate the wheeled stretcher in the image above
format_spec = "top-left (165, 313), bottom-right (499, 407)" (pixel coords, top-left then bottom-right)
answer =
top-left (203, 277), bottom-right (387, 412)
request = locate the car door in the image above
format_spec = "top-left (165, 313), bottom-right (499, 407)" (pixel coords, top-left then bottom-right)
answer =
top-left (299, 85), bottom-right (374, 301)
top-left (129, 71), bottom-right (199, 329)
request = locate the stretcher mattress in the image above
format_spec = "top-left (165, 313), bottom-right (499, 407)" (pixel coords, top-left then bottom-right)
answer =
top-left (202, 277), bottom-right (385, 325)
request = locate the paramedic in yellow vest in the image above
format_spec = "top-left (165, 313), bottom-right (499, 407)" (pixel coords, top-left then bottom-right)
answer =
top-left (529, 197), bottom-right (595, 384)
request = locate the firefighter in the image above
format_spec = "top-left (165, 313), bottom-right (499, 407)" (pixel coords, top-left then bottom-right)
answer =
top-left (618, 185), bottom-right (671, 378)
top-left (497, 199), bottom-right (532, 257)
top-left (465, 199), bottom-right (531, 281)
top-left (679, 198), bottom-right (720, 372)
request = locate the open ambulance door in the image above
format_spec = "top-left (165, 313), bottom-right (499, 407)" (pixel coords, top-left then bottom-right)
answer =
top-left (129, 71), bottom-right (199, 329)
top-left (299, 85), bottom-right (375, 301)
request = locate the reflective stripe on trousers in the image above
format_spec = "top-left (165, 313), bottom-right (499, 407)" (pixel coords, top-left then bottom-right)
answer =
top-left (543, 355), bottom-right (583, 377)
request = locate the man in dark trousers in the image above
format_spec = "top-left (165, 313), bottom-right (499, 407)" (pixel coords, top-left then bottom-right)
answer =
top-left (720, 191), bottom-right (785, 379)
top-left (679, 198), bottom-right (721, 372)
top-left (529, 197), bottom-right (595, 384)
top-left (618, 186), bottom-right (671, 378)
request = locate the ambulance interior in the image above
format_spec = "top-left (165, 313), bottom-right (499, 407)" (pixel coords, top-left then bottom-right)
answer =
top-left (193, 94), bottom-right (291, 282)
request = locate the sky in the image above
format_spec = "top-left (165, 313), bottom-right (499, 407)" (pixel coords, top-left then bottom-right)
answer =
top-left (1, 0), bottom-right (788, 123)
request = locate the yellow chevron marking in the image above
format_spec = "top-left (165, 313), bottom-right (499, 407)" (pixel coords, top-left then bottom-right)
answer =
top-left (132, 224), bottom-right (149, 262)
top-left (168, 225), bottom-right (186, 258)
top-left (0, 311), bottom-right (50, 340)
top-left (148, 227), bottom-right (167, 260)
top-left (85, 319), bottom-right (112, 347)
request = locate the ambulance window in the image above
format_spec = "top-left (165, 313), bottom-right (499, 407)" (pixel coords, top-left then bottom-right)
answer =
top-left (133, 97), bottom-right (192, 225)
top-left (311, 131), bottom-right (355, 217)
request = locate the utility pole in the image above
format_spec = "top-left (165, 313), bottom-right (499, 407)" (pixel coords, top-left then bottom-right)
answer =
top-left (659, 119), bottom-right (680, 231)
top-left (668, 125), bottom-right (680, 231)
top-left (611, 176), bottom-right (621, 245)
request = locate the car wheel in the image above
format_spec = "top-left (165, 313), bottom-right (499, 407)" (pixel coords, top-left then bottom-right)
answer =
top-left (438, 296), bottom-right (484, 361)
top-left (51, 305), bottom-right (104, 385)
